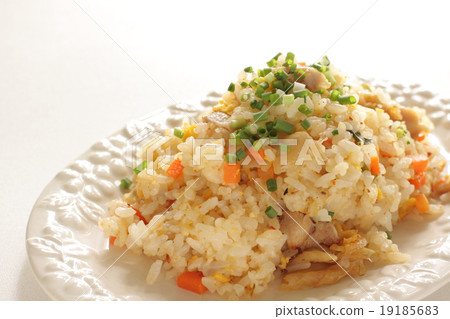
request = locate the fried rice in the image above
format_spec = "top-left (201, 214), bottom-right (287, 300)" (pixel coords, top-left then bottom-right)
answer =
top-left (99, 53), bottom-right (450, 299)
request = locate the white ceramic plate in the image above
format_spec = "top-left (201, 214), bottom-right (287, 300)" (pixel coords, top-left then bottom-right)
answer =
top-left (26, 82), bottom-right (450, 301)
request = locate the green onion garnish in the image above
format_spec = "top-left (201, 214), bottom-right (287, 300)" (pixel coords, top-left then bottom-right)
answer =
top-left (324, 70), bottom-right (336, 87)
top-left (301, 118), bottom-right (311, 130)
top-left (330, 89), bottom-right (341, 101)
top-left (240, 81), bottom-right (248, 88)
top-left (328, 211), bottom-right (335, 217)
top-left (236, 148), bottom-right (248, 161)
top-left (254, 111), bottom-right (268, 123)
top-left (253, 139), bottom-right (265, 151)
top-left (236, 129), bottom-right (249, 139)
top-left (332, 129), bottom-right (339, 136)
top-left (286, 52), bottom-right (295, 62)
top-left (261, 92), bottom-right (272, 102)
top-left (260, 81), bottom-right (269, 90)
top-left (225, 153), bottom-right (237, 163)
top-left (314, 89), bottom-right (324, 94)
top-left (265, 72), bottom-right (275, 83)
top-left (283, 94), bottom-right (294, 106)
top-left (272, 80), bottom-right (284, 91)
top-left (386, 231), bottom-right (392, 240)
top-left (228, 83), bottom-right (235, 92)
top-left (255, 85), bottom-right (265, 98)
top-left (274, 69), bottom-right (289, 81)
top-left (321, 56), bottom-right (330, 66)
top-left (244, 66), bottom-right (253, 73)
top-left (230, 119), bottom-right (247, 130)
top-left (257, 126), bottom-right (268, 137)
top-left (265, 206), bottom-right (277, 218)
top-left (347, 130), bottom-right (372, 145)
top-left (269, 129), bottom-right (278, 139)
top-left (249, 79), bottom-right (258, 88)
top-left (323, 113), bottom-right (332, 121)
top-left (120, 177), bottom-right (132, 189)
top-left (396, 126), bottom-right (407, 138)
top-left (250, 100), bottom-right (264, 110)
top-left (274, 118), bottom-right (294, 134)
top-left (337, 95), bottom-right (356, 105)
top-left (266, 59), bottom-right (277, 67)
top-left (289, 64), bottom-right (297, 73)
top-left (133, 161), bottom-right (147, 174)
top-left (293, 89), bottom-right (310, 99)
top-left (298, 104), bottom-right (312, 115)
top-left (295, 69), bottom-right (306, 80)
top-left (269, 93), bottom-right (282, 106)
top-left (265, 121), bottom-right (274, 131)
top-left (311, 63), bottom-right (326, 72)
top-left (272, 52), bottom-right (282, 60)
top-left (266, 178), bottom-right (277, 192)
top-left (174, 127), bottom-right (184, 139)
top-left (279, 144), bottom-right (289, 152)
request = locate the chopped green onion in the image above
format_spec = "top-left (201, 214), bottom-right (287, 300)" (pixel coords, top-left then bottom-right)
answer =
top-left (265, 72), bottom-right (275, 83)
top-left (347, 130), bottom-right (372, 145)
top-left (272, 52), bottom-right (282, 60)
top-left (228, 83), bottom-right (235, 92)
top-left (328, 211), bottom-right (335, 217)
top-left (298, 104), bottom-right (312, 115)
top-left (253, 111), bottom-right (268, 123)
top-left (283, 94), bottom-right (295, 106)
top-left (255, 85), bottom-right (265, 98)
top-left (386, 231), bottom-right (392, 240)
top-left (240, 81), bottom-right (248, 88)
top-left (120, 177), bottom-right (132, 189)
top-left (274, 118), bottom-right (294, 134)
top-left (250, 99), bottom-right (264, 110)
top-left (174, 127), bottom-right (184, 139)
top-left (332, 129), bottom-right (339, 136)
top-left (269, 93), bottom-right (282, 106)
top-left (272, 80), bottom-right (284, 90)
top-left (257, 126), bottom-right (268, 137)
top-left (230, 118), bottom-right (247, 130)
top-left (289, 64), bottom-right (297, 73)
top-left (314, 89), bottom-right (324, 94)
top-left (236, 129), bottom-right (249, 139)
top-left (236, 148), bottom-right (248, 161)
top-left (225, 153), bottom-right (237, 163)
top-left (286, 52), bottom-right (295, 61)
top-left (330, 89), bottom-right (341, 101)
top-left (301, 118), bottom-right (311, 130)
top-left (337, 95), bottom-right (356, 105)
top-left (293, 89), bottom-right (310, 98)
top-left (244, 66), bottom-right (253, 73)
top-left (261, 92), bottom-right (272, 102)
top-left (243, 123), bottom-right (258, 135)
top-left (311, 63), bottom-right (326, 72)
top-left (265, 121), bottom-right (274, 131)
top-left (266, 59), bottom-right (277, 67)
top-left (265, 206), bottom-right (277, 218)
top-left (323, 113), bottom-right (332, 121)
top-left (262, 68), bottom-right (272, 76)
top-left (260, 81), bottom-right (269, 90)
top-left (249, 79), bottom-right (258, 88)
top-left (321, 56), bottom-right (330, 66)
top-left (396, 126), bottom-right (408, 138)
top-left (266, 178), bottom-right (277, 192)
top-left (295, 69), bottom-right (306, 80)
top-left (284, 80), bottom-right (294, 92)
top-left (240, 93), bottom-right (251, 102)
top-left (133, 161), bottom-right (147, 174)
top-left (253, 139), bottom-right (265, 151)
top-left (269, 129), bottom-right (278, 139)
top-left (324, 70), bottom-right (336, 87)
top-left (274, 69), bottom-right (289, 81)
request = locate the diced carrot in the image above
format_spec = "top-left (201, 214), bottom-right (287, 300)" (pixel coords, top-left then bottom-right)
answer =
top-left (129, 205), bottom-right (148, 224)
top-left (109, 236), bottom-right (116, 246)
top-left (409, 172), bottom-right (427, 189)
top-left (166, 158), bottom-right (184, 179)
top-left (414, 193), bottom-right (430, 213)
top-left (298, 62), bottom-right (306, 66)
top-left (177, 271), bottom-right (208, 294)
top-left (322, 138), bottom-right (332, 149)
top-left (370, 156), bottom-right (381, 175)
top-left (417, 134), bottom-right (426, 142)
top-left (224, 162), bottom-right (241, 183)
top-left (407, 154), bottom-right (429, 174)
top-left (380, 150), bottom-right (394, 158)
top-left (257, 165), bottom-right (274, 185)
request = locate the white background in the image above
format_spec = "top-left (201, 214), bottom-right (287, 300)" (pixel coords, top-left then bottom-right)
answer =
top-left (0, 0), bottom-right (449, 300)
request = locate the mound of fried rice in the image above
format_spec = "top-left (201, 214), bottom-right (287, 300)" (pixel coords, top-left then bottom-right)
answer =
top-left (99, 53), bottom-right (449, 299)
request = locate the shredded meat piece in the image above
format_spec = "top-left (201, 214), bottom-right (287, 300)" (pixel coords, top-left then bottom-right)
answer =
top-left (280, 212), bottom-right (340, 251)
top-left (300, 67), bottom-right (331, 92)
top-left (400, 106), bottom-right (432, 139)
top-left (202, 111), bottom-right (230, 129)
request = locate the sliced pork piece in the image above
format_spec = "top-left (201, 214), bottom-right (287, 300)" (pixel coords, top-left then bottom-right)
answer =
top-left (202, 111), bottom-right (231, 129)
top-left (400, 106), bottom-right (433, 139)
top-left (281, 211), bottom-right (340, 251)
top-left (280, 212), bottom-right (314, 249)
top-left (300, 67), bottom-right (331, 92)
top-left (301, 222), bottom-right (340, 250)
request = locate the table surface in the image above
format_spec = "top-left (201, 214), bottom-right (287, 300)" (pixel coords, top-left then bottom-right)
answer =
top-left (1, 0), bottom-right (449, 301)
